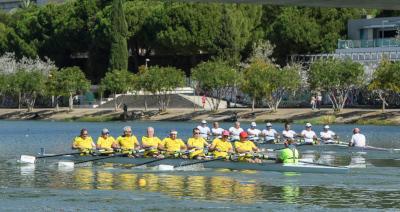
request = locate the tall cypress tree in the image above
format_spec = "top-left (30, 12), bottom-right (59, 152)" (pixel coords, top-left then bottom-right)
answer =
top-left (108, 0), bottom-right (128, 71)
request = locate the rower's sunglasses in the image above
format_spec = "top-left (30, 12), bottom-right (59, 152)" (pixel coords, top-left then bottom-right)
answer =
top-left (194, 132), bottom-right (200, 134)
top-left (82, 133), bottom-right (88, 136)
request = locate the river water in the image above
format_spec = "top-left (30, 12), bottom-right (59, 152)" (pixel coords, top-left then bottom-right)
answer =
top-left (0, 120), bottom-right (399, 211)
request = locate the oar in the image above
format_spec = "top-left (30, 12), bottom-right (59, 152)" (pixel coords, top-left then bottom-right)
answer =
top-left (139, 149), bottom-right (196, 170)
top-left (20, 152), bottom-right (81, 164)
top-left (174, 156), bottom-right (226, 168)
top-left (58, 153), bottom-right (128, 168)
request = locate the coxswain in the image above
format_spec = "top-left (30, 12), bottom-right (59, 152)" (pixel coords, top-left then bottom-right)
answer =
top-left (349, 128), bottom-right (366, 147)
top-left (114, 126), bottom-right (140, 156)
top-left (300, 123), bottom-right (318, 145)
top-left (72, 128), bottom-right (95, 154)
top-left (319, 125), bottom-right (338, 144)
top-left (197, 120), bottom-right (211, 139)
top-left (261, 123), bottom-right (279, 144)
top-left (277, 138), bottom-right (299, 164)
top-left (96, 128), bottom-right (115, 152)
top-left (209, 130), bottom-right (234, 158)
top-left (211, 122), bottom-right (224, 138)
top-left (247, 122), bottom-right (261, 141)
top-left (229, 121), bottom-right (244, 141)
top-left (160, 130), bottom-right (187, 158)
top-left (141, 127), bottom-right (163, 158)
top-left (234, 131), bottom-right (261, 163)
top-left (282, 123), bottom-right (297, 141)
top-left (187, 128), bottom-right (210, 159)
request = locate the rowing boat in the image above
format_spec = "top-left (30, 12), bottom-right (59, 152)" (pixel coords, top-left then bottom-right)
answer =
top-left (55, 154), bottom-right (349, 174)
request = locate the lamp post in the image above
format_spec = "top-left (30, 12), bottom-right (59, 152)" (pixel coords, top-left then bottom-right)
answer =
top-left (145, 58), bottom-right (150, 69)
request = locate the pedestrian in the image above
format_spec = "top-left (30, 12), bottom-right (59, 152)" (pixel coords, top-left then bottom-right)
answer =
top-left (310, 96), bottom-right (316, 110)
top-left (201, 95), bottom-right (206, 109)
top-left (316, 93), bottom-right (322, 110)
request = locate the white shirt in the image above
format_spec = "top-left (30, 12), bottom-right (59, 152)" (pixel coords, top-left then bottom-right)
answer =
top-left (301, 130), bottom-right (317, 143)
top-left (247, 128), bottom-right (261, 137)
top-left (262, 129), bottom-right (277, 141)
top-left (320, 130), bottom-right (336, 143)
top-left (197, 125), bottom-right (211, 139)
top-left (211, 127), bottom-right (224, 138)
top-left (282, 130), bottom-right (296, 139)
top-left (229, 127), bottom-right (243, 140)
top-left (350, 133), bottom-right (366, 147)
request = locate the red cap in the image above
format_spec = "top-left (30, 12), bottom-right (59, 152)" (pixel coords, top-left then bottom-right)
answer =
top-left (239, 131), bottom-right (248, 138)
top-left (222, 130), bottom-right (230, 136)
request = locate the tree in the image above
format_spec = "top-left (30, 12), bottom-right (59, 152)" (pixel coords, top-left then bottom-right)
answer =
top-left (368, 59), bottom-right (400, 111)
top-left (192, 60), bottom-right (238, 111)
top-left (241, 59), bottom-right (269, 111)
top-left (100, 69), bottom-right (136, 111)
top-left (55, 67), bottom-right (90, 111)
top-left (108, 0), bottom-right (128, 71)
top-left (309, 58), bottom-right (365, 112)
top-left (140, 66), bottom-right (185, 111)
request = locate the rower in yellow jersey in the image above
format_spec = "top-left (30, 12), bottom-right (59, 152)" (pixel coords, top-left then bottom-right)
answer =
top-left (72, 128), bottom-right (95, 154)
top-left (160, 130), bottom-right (187, 158)
top-left (114, 126), bottom-right (140, 156)
top-left (187, 128), bottom-right (210, 159)
top-left (209, 130), bottom-right (234, 158)
top-left (141, 127), bottom-right (163, 158)
top-left (96, 128), bottom-right (115, 152)
top-left (234, 131), bottom-right (261, 163)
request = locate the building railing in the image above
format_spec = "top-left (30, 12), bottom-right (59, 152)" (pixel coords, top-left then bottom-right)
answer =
top-left (338, 38), bottom-right (400, 49)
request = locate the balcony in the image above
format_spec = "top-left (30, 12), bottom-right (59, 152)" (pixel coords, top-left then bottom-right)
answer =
top-left (338, 39), bottom-right (400, 49)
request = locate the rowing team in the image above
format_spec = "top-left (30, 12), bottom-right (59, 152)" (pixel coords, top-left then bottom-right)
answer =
top-left (72, 126), bottom-right (299, 164)
top-left (197, 120), bottom-right (366, 147)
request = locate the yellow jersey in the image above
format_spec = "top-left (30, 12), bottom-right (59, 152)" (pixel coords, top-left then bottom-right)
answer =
top-left (116, 135), bottom-right (139, 149)
top-left (211, 138), bottom-right (233, 158)
top-left (161, 137), bottom-right (186, 152)
top-left (142, 136), bottom-right (162, 157)
top-left (187, 137), bottom-right (207, 158)
top-left (73, 136), bottom-right (94, 149)
top-left (234, 140), bottom-right (257, 152)
top-left (97, 136), bottom-right (115, 149)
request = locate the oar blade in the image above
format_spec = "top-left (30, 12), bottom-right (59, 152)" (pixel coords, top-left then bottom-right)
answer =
top-left (154, 164), bottom-right (174, 171)
top-left (58, 161), bottom-right (75, 168)
top-left (20, 155), bottom-right (36, 164)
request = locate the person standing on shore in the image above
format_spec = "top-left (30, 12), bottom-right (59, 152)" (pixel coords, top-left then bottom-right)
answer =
top-left (316, 93), bottom-right (322, 110)
top-left (349, 128), bottom-right (366, 147)
top-left (211, 122), bottom-right (224, 138)
top-left (197, 120), bottom-right (211, 139)
top-left (201, 95), bottom-right (206, 109)
top-left (229, 121), bottom-right (244, 141)
top-left (310, 96), bottom-right (316, 110)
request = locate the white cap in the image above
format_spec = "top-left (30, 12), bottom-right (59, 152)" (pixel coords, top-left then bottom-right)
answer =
top-left (305, 123), bottom-right (312, 127)
top-left (251, 122), bottom-right (256, 127)
top-left (324, 125), bottom-right (330, 129)
top-left (201, 120), bottom-right (207, 124)
top-left (266, 123), bottom-right (272, 127)
top-left (102, 128), bottom-right (109, 134)
top-left (170, 130), bottom-right (178, 135)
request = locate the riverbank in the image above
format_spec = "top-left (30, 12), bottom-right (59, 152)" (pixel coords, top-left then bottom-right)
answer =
top-left (0, 107), bottom-right (399, 125)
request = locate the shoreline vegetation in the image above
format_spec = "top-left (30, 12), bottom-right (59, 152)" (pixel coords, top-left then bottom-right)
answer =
top-left (1, 108), bottom-right (399, 126)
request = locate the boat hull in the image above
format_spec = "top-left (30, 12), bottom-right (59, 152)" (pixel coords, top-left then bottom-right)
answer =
top-left (58, 155), bottom-right (349, 174)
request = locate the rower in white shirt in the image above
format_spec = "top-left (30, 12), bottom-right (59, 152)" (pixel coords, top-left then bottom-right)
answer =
top-left (211, 122), bottom-right (224, 138)
top-left (197, 120), bottom-right (211, 139)
top-left (282, 123), bottom-right (297, 141)
top-left (261, 122), bottom-right (279, 144)
top-left (319, 125), bottom-right (338, 144)
top-left (247, 122), bottom-right (261, 141)
top-left (300, 123), bottom-right (318, 145)
top-left (229, 121), bottom-right (244, 141)
top-left (349, 128), bottom-right (366, 147)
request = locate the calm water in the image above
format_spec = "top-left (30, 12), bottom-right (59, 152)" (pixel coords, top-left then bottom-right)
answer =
top-left (0, 120), bottom-right (400, 211)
